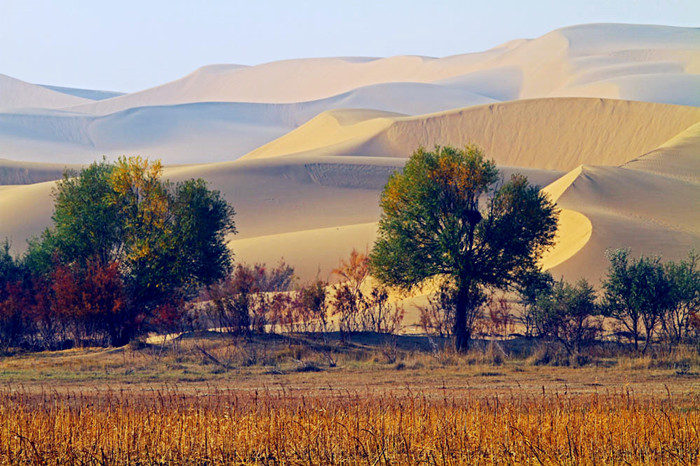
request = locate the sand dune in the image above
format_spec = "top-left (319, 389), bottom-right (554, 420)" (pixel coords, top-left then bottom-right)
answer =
top-left (39, 85), bottom-right (124, 101)
top-left (0, 103), bottom-right (296, 164)
top-left (66, 54), bottom-right (505, 114)
top-left (0, 159), bottom-right (80, 185)
top-left (0, 22), bottom-right (698, 291)
top-left (0, 83), bottom-right (501, 165)
top-left (0, 74), bottom-right (93, 110)
top-left (2, 23), bottom-right (697, 165)
top-left (244, 98), bottom-right (700, 171)
top-left (538, 114), bottom-right (700, 282)
top-left (65, 23), bottom-right (699, 116)
top-left (539, 166), bottom-right (593, 271)
top-left (548, 164), bottom-right (699, 284)
top-left (623, 121), bottom-right (700, 182)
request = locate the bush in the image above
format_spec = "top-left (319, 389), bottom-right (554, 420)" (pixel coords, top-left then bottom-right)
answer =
top-left (331, 249), bottom-right (404, 335)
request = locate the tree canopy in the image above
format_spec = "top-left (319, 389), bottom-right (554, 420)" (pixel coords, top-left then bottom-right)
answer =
top-left (25, 156), bottom-right (236, 345)
top-left (370, 145), bottom-right (558, 350)
top-left (601, 249), bottom-right (674, 353)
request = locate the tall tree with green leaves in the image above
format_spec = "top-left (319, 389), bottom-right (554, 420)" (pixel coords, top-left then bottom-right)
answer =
top-left (26, 156), bottom-right (237, 345)
top-left (370, 145), bottom-right (558, 351)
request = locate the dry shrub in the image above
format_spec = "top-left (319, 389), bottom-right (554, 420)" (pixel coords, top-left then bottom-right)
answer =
top-left (418, 286), bottom-right (455, 338)
top-left (331, 249), bottom-right (404, 335)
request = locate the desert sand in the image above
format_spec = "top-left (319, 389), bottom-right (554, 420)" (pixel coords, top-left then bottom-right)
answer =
top-left (0, 24), bottom-right (698, 321)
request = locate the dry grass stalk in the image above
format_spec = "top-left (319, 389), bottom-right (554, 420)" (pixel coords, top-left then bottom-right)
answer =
top-left (0, 387), bottom-right (697, 464)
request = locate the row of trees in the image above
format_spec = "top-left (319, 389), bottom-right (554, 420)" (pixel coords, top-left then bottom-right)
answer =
top-left (1, 146), bottom-right (697, 355)
top-left (416, 249), bottom-right (699, 356)
top-left (520, 249), bottom-right (699, 355)
top-left (1, 244), bottom-right (404, 350)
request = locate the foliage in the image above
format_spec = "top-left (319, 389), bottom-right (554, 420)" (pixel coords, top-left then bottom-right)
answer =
top-left (0, 241), bottom-right (28, 351)
top-left (23, 157), bottom-right (236, 345)
top-left (532, 278), bottom-right (601, 355)
top-left (293, 280), bottom-right (330, 333)
top-left (370, 145), bottom-right (558, 350)
top-left (202, 261), bottom-right (296, 334)
top-left (417, 284), bottom-right (455, 338)
top-left (602, 249), bottom-right (673, 353)
top-left (484, 294), bottom-right (514, 340)
top-left (661, 251), bottom-right (700, 345)
top-left (516, 269), bottom-right (555, 337)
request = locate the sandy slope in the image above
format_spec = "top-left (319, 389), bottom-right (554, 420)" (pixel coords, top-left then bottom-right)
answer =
top-left (39, 85), bottom-right (124, 101)
top-left (0, 23), bottom-right (698, 295)
top-left (66, 23), bottom-right (699, 115)
top-left (0, 87), bottom-right (493, 165)
top-left (548, 165), bottom-right (699, 284)
top-left (623, 121), bottom-right (700, 182)
top-left (0, 74), bottom-right (92, 110)
top-left (0, 103), bottom-right (297, 164)
top-left (244, 98), bottom-right (700, 171)
top-left (0, 159), bottom-right (80, 185)
top-left (539, 167), bottom-right (593, 271)
top-left (540, 123), bottom-right (700, 284)
top-left (0, 181), bottom-right (55, 248)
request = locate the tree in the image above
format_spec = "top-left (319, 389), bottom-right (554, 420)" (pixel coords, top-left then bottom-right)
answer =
top-left (294, 279), bottom-right (329, 334)
top-left (662, 251), bottom-right (699, 345)
top-left (26, 156), bottom-right (236, 345)
top-left (516, 269), bottom-right (555, 337)
top-left (370, 145), bottom-right (558, 351)
top-left (0, 241), bottom-right (29, 351)
top-left (602, 249), bottom-right (673, 353)
top-left (202, 261), bottom-right (295, 335)
top-left (532, 278), bottom-right (600, 356)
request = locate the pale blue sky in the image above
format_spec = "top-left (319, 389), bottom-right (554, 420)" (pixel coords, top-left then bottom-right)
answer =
top-left (1, 0), bottom-right (697, 92)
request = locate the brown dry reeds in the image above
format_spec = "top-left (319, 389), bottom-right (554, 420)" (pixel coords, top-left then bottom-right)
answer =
top-left (0, 387), bottom-right (697, 464)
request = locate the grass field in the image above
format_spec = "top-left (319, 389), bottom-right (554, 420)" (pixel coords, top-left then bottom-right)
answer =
top-left (1, 333), bottom-right (698, 464)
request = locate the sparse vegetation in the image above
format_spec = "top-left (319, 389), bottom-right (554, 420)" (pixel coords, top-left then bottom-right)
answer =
top-left (1, 149), bottom-right (698, 464)
top-left (0, 379), bottom-right (697, 464)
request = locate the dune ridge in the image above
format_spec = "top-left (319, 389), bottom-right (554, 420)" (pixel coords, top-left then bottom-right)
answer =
top-left (244, 98), bottom-right (700, 171)
top-left (64, 23), bottom-right (700, 115)
top-left (0, 74), bottom-right (93, 110)
top-left (2, 24), bottom-right (698, 165)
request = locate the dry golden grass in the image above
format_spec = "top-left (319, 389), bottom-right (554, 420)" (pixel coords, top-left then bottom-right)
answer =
top-left (0, 387), bottom-right (697, 464)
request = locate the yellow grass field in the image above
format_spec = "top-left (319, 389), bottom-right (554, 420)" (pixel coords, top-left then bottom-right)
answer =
top-left (0, 335), bottom-right (699, 464)
top-left (1, 387), bottom-right (697, 464)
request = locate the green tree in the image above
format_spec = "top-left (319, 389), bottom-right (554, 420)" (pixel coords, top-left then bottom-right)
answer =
top-left (661, 251), bottom-right (699, 346)
top-left (533, 278), bottom-right (600, 356)
top-left (516, 269), bottom-right (555, 337)
top-left (27, 156), bottom-right (236, 345)
top-left (602, 249), bottom-right (673, 353)
top-left (370, 145), bottom-right (558, 351)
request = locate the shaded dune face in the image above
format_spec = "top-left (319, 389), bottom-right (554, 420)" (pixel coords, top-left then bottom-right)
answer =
top-left (0, 23), bottom-right (698, 297)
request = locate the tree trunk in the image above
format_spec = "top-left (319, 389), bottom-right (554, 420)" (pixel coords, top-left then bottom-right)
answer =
top-left (454, 283), bottom-right (470, 352)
